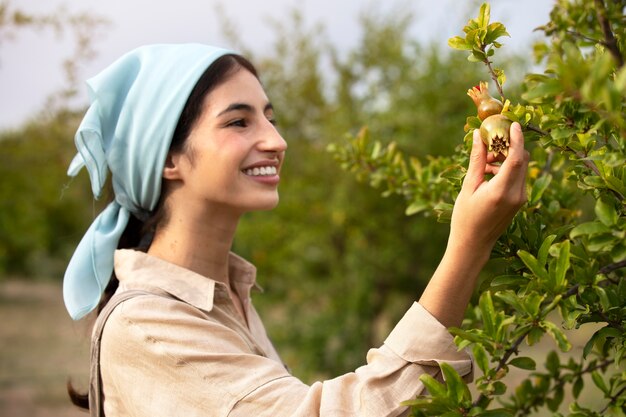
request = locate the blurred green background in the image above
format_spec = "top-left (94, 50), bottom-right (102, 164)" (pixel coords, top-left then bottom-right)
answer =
top-left (0, 1), bottom-right (544, 415)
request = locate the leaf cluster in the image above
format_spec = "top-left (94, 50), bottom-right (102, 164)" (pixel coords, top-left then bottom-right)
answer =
top-left (329, 1), bottom-right (626, 415)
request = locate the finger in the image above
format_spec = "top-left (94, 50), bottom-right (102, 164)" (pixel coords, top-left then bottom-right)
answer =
top-left (498, 122), bottom-right (529, 182)
top-left (487, 152), bottom-right (506, 164)
top-left (485, 164), bottom-right (500, 176)
top-left (463, 129), bottom-right (488, 191)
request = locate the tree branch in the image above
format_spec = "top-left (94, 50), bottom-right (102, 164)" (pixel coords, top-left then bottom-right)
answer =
top-left (594, 0), bottom-right (625, 68)
top-left (599, 260), bottom-right (626, 275)
top-left (526, 123), bottom-right (549, 136)
top-left (564, 260), bottom-right (626, 299)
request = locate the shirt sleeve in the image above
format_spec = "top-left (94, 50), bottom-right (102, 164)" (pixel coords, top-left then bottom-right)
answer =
top-left (100, 298), bottom-right (472, 417)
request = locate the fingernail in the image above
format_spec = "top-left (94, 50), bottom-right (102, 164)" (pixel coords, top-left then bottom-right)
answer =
top-left (513, 122), bottom-right (522, 132)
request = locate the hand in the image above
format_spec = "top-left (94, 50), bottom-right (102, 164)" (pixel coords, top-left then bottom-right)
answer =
top-left (449, 122), bottom-right (529, 257)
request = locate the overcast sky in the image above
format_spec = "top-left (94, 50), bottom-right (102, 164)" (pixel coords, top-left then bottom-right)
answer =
top-left (0, 0), bottom-right (554, 130)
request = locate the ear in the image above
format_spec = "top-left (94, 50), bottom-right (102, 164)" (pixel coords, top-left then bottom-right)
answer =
top-left (162, 152), bottom-right (184, 180)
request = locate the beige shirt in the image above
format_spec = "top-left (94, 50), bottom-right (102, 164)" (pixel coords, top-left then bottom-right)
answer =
top-left (100, 249), bottom-right (472, 417)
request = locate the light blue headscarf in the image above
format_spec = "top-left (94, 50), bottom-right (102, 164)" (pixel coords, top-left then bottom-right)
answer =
top-left (63, 44), bottom-right (233, 320)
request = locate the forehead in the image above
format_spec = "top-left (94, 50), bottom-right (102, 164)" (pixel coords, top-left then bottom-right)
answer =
top-left (203, 69), bottom-right (270, 114)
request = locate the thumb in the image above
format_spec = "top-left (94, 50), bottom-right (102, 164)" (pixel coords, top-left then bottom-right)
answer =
top-left (463, 129), bottom-right (487, 191)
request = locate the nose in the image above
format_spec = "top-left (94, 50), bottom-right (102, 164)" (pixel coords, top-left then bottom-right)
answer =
top-left (259, 120), bottom-right (287, 153)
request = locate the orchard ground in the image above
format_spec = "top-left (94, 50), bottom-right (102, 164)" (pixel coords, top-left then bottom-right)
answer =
top-left (0, 279), bottom-right (605, 416)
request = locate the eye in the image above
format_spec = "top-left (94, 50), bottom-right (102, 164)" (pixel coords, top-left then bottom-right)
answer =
top-left (227, 119), bottom-right (248, 128)
top-left (268, 117), bottom-right (278, 126)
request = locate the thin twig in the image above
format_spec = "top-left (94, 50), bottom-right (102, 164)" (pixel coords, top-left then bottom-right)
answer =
top-left (515, 357), bottom-right (615, 416)
top-left (483, 56), bottom-right (505, 100)
top-left (566, 30), bottom-right (604, 45)
top-left (472, 330), bottom-right (532, 408)
top-left (601, 385), bottom-right (626, 414)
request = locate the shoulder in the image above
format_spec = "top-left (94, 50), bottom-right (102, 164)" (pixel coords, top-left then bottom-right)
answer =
top-left (99, 291), bottom-right (254, 360)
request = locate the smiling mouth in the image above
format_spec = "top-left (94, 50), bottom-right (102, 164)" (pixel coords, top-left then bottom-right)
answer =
top-left (243, 166), bottom-right (278, 176)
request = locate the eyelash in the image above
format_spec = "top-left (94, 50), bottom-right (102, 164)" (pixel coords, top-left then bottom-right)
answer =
top-left (226, 117), bottom-right (277, 128)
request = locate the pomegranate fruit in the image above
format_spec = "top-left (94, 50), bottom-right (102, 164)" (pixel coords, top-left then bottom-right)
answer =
top-left (467, 81), bottom-right (512, 157)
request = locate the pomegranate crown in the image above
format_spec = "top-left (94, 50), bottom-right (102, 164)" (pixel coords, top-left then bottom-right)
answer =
top-left (467, 81), bottom-right (503, 120)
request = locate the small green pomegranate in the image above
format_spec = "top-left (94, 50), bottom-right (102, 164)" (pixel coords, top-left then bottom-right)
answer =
top-left (467, 81), bottom-right (512, 157)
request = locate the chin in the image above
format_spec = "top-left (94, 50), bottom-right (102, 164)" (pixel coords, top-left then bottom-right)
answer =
top-left (245, 195), bottom-right (280, 212)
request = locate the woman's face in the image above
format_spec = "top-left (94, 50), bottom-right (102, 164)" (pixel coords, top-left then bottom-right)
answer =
top-left (167, 68), bottom-right (287, 216)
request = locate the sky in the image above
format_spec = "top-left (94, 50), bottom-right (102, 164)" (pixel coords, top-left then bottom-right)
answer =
top-left (0, 0), bottom-right (554, 130)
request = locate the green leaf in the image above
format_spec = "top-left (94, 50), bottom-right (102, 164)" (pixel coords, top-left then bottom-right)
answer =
top-left (466, 116), bottom-right (482, 129)
top-left (401, 397), bottom-right (451, 414)
top-left (543, 321), bottom-right (572, 352)
top-left (479, 292), bottom-right (496, 336)
top-left (477, 409), bottom-right (514, 417)
top-left (570, 221), bottom-right (611, 238)
top-left (420, 373), bottom-right (448, 398)
top-left (553, 240), bottom-right (570, 291)
top-left (448, 36), bottom-right (472, 50)
top-left (477, 3), bottom-right (490, 29)
top-left (490, 381), bottom-right (507, 395)
top-left (449, 327), bottom-right (484, 344)
top-left (490, 275), bottom-right (526, 288)
top-left (509, 356), bottom-right (536, 370)
top-left (546, 385), bottom-right (564, 411)
top-left (611, 242), bottom-right (626, 262)
top-left (526, 326), bottom-right (545, 345)
top-left (521, 79), bottom-right (562, 102)
top-left (406, 200), bottom-right (429, 216)
top-left (595, 196), bottom-right (618, 226)
top-left (588, 234), bottom-right (619, 252)
top-left (545, 350), bottom-right (560, 375)
top-left (591, 371), bottom-right (609, 394)
top-left (573, 377), bottom-right (584, 399)
top-left (538, 235), bottom-right (557, 266)
top-left (472, 344), bottom-right (490, 375)
top-left (484, 22), bottom-right (510, 45)
top-left (441, 362), bottom-right (471, 404)
top-left (518, 250), bottom-right (549, 281)
top-left (529, 174), bottom-right (552, 205)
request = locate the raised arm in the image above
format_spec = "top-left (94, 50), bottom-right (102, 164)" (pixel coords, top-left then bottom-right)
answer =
top-left (419, 122), bottom-right (529, 328)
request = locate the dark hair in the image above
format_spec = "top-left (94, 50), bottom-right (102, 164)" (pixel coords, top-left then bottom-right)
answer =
top-left (68, 53), bottom-right (259, 410)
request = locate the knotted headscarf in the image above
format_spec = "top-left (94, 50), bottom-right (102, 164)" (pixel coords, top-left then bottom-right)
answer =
top-left (63, 44), bottom-right (233, 320)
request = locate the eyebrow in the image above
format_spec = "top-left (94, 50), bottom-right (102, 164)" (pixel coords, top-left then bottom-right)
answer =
top-left (217, 102), bottom-right (274, 117)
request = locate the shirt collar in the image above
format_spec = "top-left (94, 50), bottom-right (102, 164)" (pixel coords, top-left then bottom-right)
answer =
top-left (113, 249), bottom-right (260, 312)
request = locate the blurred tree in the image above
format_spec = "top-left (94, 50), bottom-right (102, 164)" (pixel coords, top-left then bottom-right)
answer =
top-left (0, 0), bottom-right (107, 278)
top-left (0, 110), bottom-right (100, 276)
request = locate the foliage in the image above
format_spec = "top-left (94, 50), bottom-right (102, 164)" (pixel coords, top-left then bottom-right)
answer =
top-left (329, 1), bottom-right (626, 415)
top-left (0, 110), bottom-right (104, 277)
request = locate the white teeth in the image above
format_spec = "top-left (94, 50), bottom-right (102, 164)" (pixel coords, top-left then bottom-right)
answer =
top-left (244, 166), bottom-right (277, 176)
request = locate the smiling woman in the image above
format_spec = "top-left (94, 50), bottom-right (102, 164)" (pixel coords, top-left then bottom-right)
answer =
top-left (63, 42), bottom-right (528, 416)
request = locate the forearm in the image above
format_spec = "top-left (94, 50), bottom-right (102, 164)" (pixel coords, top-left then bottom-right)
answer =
top-left (419, 124), bottom-right (529, 328)
top-left (418, 239), bottom-right (492, 328)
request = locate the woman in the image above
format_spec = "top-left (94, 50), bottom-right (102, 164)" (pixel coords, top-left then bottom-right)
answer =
top-left (65, 43), bottom-right (529, 416)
